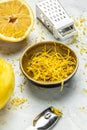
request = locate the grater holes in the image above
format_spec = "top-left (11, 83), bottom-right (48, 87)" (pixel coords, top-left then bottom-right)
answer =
top-left (51, 7), bottom-right (54, 10)
top-left (39, 0), bottom-right (68, 23)
top-left (58, 5), bottom-right (61, 8)
top-left (43, 5), bottom-right (46, 8)
top-left (58, 18), bottom-right (60, 21)
top-left (59, 13), bottom-right (62, 15)
top-left (50, 16), bottom-right (53, 19)
top-left (50, 12), bottom-right (66, 22)
top-left (60, 17), bottom-right (63, 20)
top-left (57, 18), bottom-right (60, 21)
top-left (58, 9), bottom-right (61, 12)
top-left (53, 15), bottom-right (56, 19)
top-left (55, 18), bottom-right (60, 22)
top-left (63, 16), bottom-right (66, 18)
top-left (49, 0), bottom-right (53, 2)
top-left (44, 10), bottom-right (47, 13)
top-left (47, 5), bottom-right (50, 8)
top-left (54, 5), bottom-right (57, 8)
top-left (50, 14), bottom-right (61, 22)
top-left (62, 11), bottom-right (65, 14)
top-left (54, 19), bottom-right (57, 22)
top-left (47, 8), bottom-right (50, 11)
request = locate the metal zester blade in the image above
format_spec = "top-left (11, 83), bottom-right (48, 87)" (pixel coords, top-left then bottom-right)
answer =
top-left (25, 106), bottom-right (62, 130)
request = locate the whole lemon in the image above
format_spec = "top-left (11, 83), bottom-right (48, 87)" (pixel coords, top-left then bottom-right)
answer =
top-left (0, 58), bottom-right (15, 109)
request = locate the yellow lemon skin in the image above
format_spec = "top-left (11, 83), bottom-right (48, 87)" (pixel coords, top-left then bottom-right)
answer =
top-left (0, 58), bottom-right (15, 109)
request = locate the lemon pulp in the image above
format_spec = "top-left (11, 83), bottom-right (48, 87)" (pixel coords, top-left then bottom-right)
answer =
top-left (0, 0), bottom-right (34, 42)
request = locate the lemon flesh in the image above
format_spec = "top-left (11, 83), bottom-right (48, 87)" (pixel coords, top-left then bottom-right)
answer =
top-left (0, 58), bottom-right (15, 109)
top-left (0, 0), bottom-right (34, 42)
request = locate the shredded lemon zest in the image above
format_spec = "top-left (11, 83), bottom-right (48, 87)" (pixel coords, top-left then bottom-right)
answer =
top-left (11, 97), bottom-right (27, 107)
top-left (26, 44), bottom-right (76, 83)
top-left (51, 106), bottom-right (62, 117)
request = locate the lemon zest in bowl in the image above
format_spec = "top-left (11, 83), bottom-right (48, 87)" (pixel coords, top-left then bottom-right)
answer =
top-left (26, 44), bottom-right (76, 84)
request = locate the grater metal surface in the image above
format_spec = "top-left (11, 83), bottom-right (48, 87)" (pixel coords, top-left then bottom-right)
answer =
top-left (25, 106), bottom-right (62, 130)
top-left (36, 0), bottom-right (76, 40)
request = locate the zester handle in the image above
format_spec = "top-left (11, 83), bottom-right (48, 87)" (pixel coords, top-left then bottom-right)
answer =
top-left (25, 126), bottom-right (37, 130)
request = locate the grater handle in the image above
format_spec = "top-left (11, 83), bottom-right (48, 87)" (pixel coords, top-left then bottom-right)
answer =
top-left (53, 24), bottom-right (76, 40)
top-left (58, 30), bottom-right (76, 40)
top-left (25, 126), bottom-right (37, 130)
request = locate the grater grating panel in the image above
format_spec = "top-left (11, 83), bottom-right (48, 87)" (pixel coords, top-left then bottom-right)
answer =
top-left (36, 0), bottom-right (76, 40)
top-left (38, 0), bottom-right (68, 24)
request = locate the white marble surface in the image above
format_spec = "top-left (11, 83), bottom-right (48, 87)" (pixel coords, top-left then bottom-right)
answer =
top-left (0, 0), bottom-right (87, 130)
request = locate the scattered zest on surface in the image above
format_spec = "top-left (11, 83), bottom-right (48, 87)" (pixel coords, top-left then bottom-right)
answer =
top-left (26, 44), bottom-right (76, 83)
top-left (11, 97), bottom-right (27, 107)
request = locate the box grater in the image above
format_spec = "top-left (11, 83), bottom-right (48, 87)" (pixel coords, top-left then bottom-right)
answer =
top-left (36, 0), bottom-right (76, 40)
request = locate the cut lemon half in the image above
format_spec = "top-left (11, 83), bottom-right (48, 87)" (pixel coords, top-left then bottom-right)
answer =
top-left (0, 0), bottom-right (34, 42)
top-left (0, 58), bottom-right (15, 109)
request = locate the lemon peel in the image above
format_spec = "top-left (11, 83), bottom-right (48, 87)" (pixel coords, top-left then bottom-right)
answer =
top-left (0, 58), bottom-right (15, 109)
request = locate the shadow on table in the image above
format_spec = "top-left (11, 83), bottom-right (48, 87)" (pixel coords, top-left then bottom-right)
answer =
top-left (26, 76), bottom-right (77, 102)
top-left (0, 39), bottom-right (29, 55)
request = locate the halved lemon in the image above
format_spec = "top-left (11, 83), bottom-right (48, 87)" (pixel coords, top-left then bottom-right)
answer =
top-left (0, 58), bottom-right (15, 109)
top-left (0, 0), bottom-right (34, 42)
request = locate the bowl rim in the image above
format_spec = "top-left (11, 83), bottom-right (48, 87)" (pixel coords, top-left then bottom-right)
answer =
top-left (20, 40), bottom-right (79, 86)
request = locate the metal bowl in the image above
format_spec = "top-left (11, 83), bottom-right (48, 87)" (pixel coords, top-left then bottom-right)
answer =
top-left (20, 41), bottom-right (78, 87)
